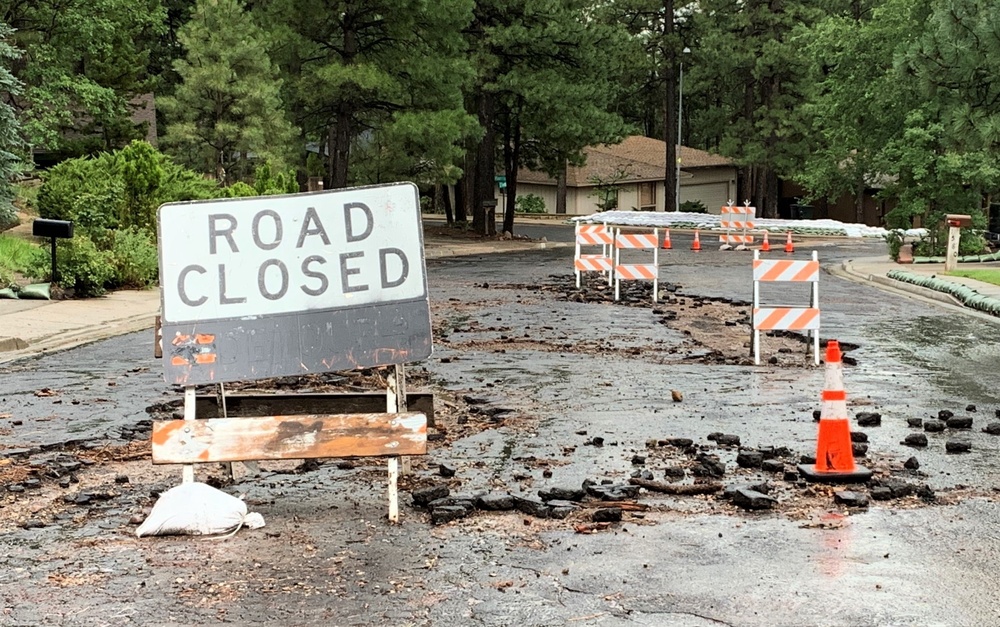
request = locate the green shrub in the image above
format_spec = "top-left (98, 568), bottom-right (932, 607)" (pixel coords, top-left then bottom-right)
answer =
top-left (108, 227), bottom-right (159, 288)
top-left (515, 193), bottom-right (546, 214)
top-left (28, 235), bottom-right (114, 297)
top-left (253, 163), bottom-right (299, 195)
top-left (680, 200), bottom-right (708, 213)
top-left (38, 142), bottom-right (219, 233)
top-left (0, 197), bottom-right (15, 231)
top-left (220, 181), bottom-right (258, 198)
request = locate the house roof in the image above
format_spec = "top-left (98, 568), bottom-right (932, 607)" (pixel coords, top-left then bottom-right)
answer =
top-left (517, 135), bottom-right (733, 187)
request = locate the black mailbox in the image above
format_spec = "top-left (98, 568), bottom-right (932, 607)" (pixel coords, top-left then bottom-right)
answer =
top-left (33, 219), bottom-right (74, 239)
top-left (32, 219), bottom-right (74, 283)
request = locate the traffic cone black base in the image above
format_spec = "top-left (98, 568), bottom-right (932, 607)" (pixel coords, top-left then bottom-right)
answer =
top-left (797, 464), bottom-right (872, 484)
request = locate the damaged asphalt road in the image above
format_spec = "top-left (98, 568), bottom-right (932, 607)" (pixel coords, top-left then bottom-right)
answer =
top-left (3, 237), bottom-right (1000, 625)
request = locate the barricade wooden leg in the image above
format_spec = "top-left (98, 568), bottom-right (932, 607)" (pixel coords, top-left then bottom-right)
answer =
top-left (388, 457), bottom-right (399, 523)
top-left (182, 386), bottom-right (195, 483)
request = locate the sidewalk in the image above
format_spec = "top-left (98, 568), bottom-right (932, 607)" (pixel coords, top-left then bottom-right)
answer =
top-left (0, 233), bottom-right (572, 363)
top-left (836, 256), bottom-right (1000, 318)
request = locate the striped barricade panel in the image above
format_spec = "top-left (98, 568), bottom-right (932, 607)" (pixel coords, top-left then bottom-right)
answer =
top-left (575, 255), bottom-right (613, 272)
top-left (615, 264), bottom-right (657, 281)
top-left (719, 234), bottom-right (755, 244)
top-left (577, 224), bottom-right (613, 246)
top-left (753, 307), bottom-right (820, 331)
top-left (615, 233), bottom-right (658, 249)
top-left (720, 220), bottom-right (756, 230)
top-left (753, 259), bottom-right (820, 282)
top-left (722, 205), bottom-right (755, 215)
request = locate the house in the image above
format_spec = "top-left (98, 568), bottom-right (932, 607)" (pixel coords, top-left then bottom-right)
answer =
top-left (510, 135), bottom-right (737, 215)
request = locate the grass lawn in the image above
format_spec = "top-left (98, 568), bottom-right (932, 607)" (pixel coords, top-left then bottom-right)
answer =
top-left (0, 233), bottom-right (40, 284)
top-left (945, 269), bottom-right (1000, 287)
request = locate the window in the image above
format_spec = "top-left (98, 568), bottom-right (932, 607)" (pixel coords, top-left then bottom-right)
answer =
top-left (639, 182), bottom-right (656, 211)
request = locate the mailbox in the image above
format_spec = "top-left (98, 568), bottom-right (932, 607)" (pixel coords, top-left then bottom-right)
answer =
top-left (32, 219), bottom-right (74, 239)
top-left (945, 214), bottom-right (972, 228)
top-left (32, 219), bottom-right (74, 283)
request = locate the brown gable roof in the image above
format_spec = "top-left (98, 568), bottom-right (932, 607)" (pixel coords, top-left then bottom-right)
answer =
top-left (517, 135), bottom-right (732, 187)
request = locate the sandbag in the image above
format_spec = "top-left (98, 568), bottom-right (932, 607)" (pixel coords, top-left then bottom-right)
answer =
top-left (0, 287), bottom-right (17, 299)
top-left (17, 283), bottom-right (50, 300)
top-left (136, 482), bottom-right (265, 538)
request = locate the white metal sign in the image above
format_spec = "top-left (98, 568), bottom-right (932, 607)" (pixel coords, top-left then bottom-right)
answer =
top-left (159, 184), bottom-right (426, 324)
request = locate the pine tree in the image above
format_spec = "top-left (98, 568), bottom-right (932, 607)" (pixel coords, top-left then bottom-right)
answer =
top-left (0, 22), bottom-right (23, 230)
top-left (159, 0), bottom-right (298, 184)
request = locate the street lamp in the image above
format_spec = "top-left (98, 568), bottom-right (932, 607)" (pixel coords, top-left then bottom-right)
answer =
top-left (675, 46), bottom-right (691, 212)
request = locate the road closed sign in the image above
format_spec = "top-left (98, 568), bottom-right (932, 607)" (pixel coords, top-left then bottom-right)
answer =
top-left (157, 182), bottom-right (432, 385)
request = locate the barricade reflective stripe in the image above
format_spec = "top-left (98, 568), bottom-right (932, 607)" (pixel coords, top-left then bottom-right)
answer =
top-left (720, 220), bottom-right (756, 230)
top-left (721, 205), bottom-right (755, 215)
top-left (719, 234), bottom-right (755, 244)
top-left (575, 255), bottom-right (613, 272)
top-left (753, 307), bottom-right (820, 330)
top-left (615, 264), bottom-right (657, 280)
top-left (577, 224), bottom-right (613, 245)
top-left (753, 259), bottom-right (820, 282)
top-left (615, 233), bottom-right (658, 249)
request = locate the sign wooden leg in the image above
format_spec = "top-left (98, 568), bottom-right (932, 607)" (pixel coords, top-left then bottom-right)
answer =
top-left (182, 386), bottom-right (196, 483)
top-left (388, 457), bottom-right (399, 523)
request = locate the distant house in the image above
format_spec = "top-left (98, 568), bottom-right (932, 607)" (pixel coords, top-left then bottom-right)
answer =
top-left (510, 135), bottom-right (737, 216)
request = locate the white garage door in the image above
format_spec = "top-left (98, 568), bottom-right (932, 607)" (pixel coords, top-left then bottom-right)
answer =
top-left (681, 183), bottom-right (731, 214)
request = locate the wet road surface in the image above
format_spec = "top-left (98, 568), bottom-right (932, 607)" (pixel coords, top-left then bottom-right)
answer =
top-left (3, 234), bottom-right (1000, 625)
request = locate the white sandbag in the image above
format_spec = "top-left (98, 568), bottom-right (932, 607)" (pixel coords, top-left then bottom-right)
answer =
top-left (136, 482), bottom-right (265, 538)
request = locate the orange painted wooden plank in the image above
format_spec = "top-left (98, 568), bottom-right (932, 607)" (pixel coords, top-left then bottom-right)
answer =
top-left (151, 413), bottom-right (427, 464)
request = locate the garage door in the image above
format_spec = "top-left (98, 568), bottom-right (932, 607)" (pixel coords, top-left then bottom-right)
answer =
top-left (681, 182), bottom-right (730, 214)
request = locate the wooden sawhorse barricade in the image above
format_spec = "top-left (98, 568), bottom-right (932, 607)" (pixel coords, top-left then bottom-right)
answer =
top-left (150, 363), bottom-right (425, 523)
top-left (752, 250), bottom-right (820, 365)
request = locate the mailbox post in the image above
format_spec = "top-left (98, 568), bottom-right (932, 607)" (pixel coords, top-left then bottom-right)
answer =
top-left (32, 219), bottom-right (74, 283)
top-left (944, 214), bottom-right (972, 272)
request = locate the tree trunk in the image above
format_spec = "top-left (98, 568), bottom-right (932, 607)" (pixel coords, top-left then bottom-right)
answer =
top-left (855, 178), bottom-right (865, 224)
top-left (454, 176), bottom-right (468, 223)
top-left (443, 184), bottom-right (454, 225)
top-left (556, 162), bottom-right (567, 214)
top-left (662, 0), bottom-right (677, 214)
top-left (502, 107), bottom-right (521, 236)
top-left (472, 90), bottom-right (496, 235)
top-left (764, 168), bottom-right (779, 219)
top-left (330, 109), bottom-right (351, 189)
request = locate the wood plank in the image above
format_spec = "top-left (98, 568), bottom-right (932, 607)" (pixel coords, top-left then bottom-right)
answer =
top-left (193, 392), bottom-right (435, 428)
top-left (152, 412), bottom-right (427, 464)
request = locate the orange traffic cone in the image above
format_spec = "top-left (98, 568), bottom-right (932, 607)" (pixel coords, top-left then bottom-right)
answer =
top-left (784, 231), bottom-right (794, 253)
top-left (662, 229), bottom-right (672, 250)
top-left (691, 230), bottom-right (701, 252)
top-left (798, 340), bottom-right (872, 483)
top-left (761, 231), bottom-right (770, 252)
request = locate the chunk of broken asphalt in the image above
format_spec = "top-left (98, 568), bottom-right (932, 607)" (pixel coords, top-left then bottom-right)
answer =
top-left (946, 417), bottom-right (973, 429)
top-left (834, 491), bottom-right (869, 508)
top-left (630, 469), bottom-right (655, 481)
top-left (850, 432), bottom-right (868, 443)
top-left (438, 464), bottom-right (456, 478)
top-left (813, 409), bottom-right (821, 422)
top-left (431, 506), bottom-right (469, 525)
top-left (856, 412), bottom-right (881, 427)
top-left (945, 439), bottom-right (971, 453)
top-left (938, 410), bottom-right (954, 420)
top-left (869, 487), bottom-right (893, 501)
top-left (983, 422), bottom-right (1000, 435)
top-left (924, 420), bottom-right (945, 433)
top-left (707, 433), bottom-right (741, 447)
top-left (631, 455), bottom-right (646, 465)
top-left (904, 457), bottom-right (920, 470)
top-left (736, 450), bottom-right (764, 469)
top-left (585, 484), bottom-right (639, 500)
top-left (538, 487), bottom-right (585, 502)
top-left (731, 489), bottom-right (776, 510)
top-left (513, 495), bottom-right (550, 518)
top-left (663, 467), bottom-right (686, 480)
top-left (592, 507), bottom-right (622, 523)
top-left (761, 459), bottom-right (784, 473)
top-left (412, 485), bottom-right (450, 507)
top-left (852, 443), bottom-right (868, 457)
top-left (660, 438), bottom-right (693, 448)
top-left (902, 433), bottom-right (928, 447)
top-left (475, 493), bottom-right (514, 511)
top-left (907, 418), bottom-right (923, 428)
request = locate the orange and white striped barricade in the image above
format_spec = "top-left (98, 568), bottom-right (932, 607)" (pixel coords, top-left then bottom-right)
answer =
top-left (574, 222), bottom-right (614, 288)
top-left (752, 250), bottom-right (820, 365)
top-left (720, 201), bottom-right (755, 249)
top-left (614, 228), bottom-right (659, 303)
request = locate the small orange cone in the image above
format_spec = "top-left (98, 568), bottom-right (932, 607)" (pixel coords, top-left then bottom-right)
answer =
top-left (784, 231), bottom-right (794, 253)
top-left (798, 340), bottom-right (872, 483)
top-left (691, 230), bottom-right (701, 252)
top-left (662, 229), bottom-right (672, 250)
top-left (761, 231), bottom-right (770, 252)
